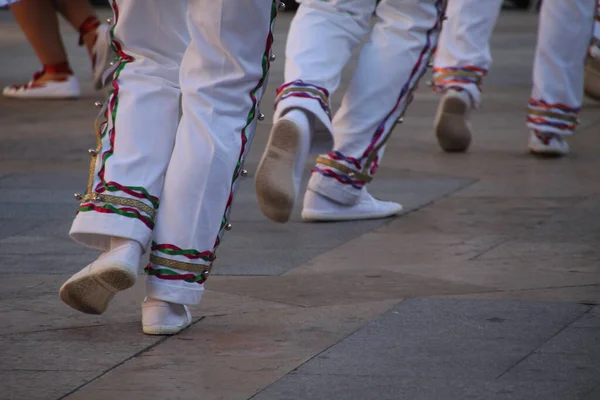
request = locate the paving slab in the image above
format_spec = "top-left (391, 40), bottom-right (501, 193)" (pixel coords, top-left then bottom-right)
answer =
top-left (537, 326), bottom-right (600, 355)
top-left (0, 371), bottom-right (91, 400)
top-left (437, 285), bottom-right (600, 304)
top-left (252, 375), bottom-right (592, 400)
top-left (253, 299), bottom-right (594, 400)
top-left (65, 300), bottom-right (399, 400)
top-left (582, 384), bottom-right (600, 400)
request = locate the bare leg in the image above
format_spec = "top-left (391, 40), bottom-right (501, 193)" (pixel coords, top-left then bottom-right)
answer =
top-left (53, 0), bottom-right (102, 57)
top-left (10, 0), bottom-right (71, 79)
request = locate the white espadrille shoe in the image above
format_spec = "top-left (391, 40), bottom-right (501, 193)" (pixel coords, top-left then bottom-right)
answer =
top-left (301, 188), bottom-right (403, 222)
top-left (142, 297), bottom-right (192, 335)
top-left (3, 74), bottom-right (80, 99)
top-left (255, 109), bottom-right (311, 223)
top-left (59, 240), bottom-right (141, 315)
top-left (434, 88), bottom-right (474, 152)
top-left (528, 130), bottom-right (569, 157)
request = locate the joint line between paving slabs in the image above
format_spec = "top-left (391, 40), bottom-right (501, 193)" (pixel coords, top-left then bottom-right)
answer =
top-left (55, 317), bottom-right (206, 400)
top-left (248, 301), bottom-right (401, 399)
top-left (495, 306), bottom-right (594, 380)
top-left (468, 237), bottom-right (512, 261)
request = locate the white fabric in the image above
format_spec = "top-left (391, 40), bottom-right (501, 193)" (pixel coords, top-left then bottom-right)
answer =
top-left (594, 0), bottom-right (600, 43)
top-left (433, 0), bottom-right (502, 107)
top-left (434, 0), bottom-right (595, 136)
top-left (277, 0), bottom-right (445, 205)
top-left (528, 0), bottom-right (596, 136)
top-left (0, 0), bottom-right (20, 7)
top-left (70, 0), bottom-right (278, 305)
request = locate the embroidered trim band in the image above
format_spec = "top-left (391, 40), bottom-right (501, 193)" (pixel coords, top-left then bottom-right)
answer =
top-left (316, 156), bottom-right (373, 183)
top-left (149, 254), bottom-right (213, 274)
top-left (82, 193), bottom-right (156, 219)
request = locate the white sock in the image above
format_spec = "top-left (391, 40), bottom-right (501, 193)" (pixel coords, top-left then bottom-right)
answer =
top-left (145, 296), bottom-right (184, 307)
top-left (110, 236), bottom-right (142, 252)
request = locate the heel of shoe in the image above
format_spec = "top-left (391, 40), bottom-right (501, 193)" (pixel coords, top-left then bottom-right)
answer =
top-left (59, 264), bottom-right (136, 315)
top-left (255, 119), bottom-right (301, 223)
top-left (435, 95), bottom-right (472, 153)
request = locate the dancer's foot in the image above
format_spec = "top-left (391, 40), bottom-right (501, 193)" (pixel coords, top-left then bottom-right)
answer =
top-left (142, 297), bottom-right (192, 335)
top-left (3, 69), bottom-right (80, 99)
top-left (301, 188), bottom-right (403, 222)
top-left (434, 88), bottom-right (474, 152)
top-left (528, 130), bottom-right (569, 157)
top-left (59, 238), bottom-right (142, 315)
top-left (255, 109), bottom-right (311, 223)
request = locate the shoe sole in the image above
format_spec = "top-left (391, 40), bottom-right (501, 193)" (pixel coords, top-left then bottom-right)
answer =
top-left (435, 96), bottom-right (472, 153)
top-left (302, 205), bottom-right (403, 222)
top-left (3, 92), bottom-right (80, 100)
top-left (143, 323), bottom-right (191, 336)
top-left (528, 147), bottom-right (568, 158)
top-left (59, 265), bottom-right (136, 315)
top-left (255, 119), bottom-right (299, 223)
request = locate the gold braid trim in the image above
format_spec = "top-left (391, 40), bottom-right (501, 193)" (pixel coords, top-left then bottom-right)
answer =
top-left (82, 193), bottom-right (156, 219)
top-left (149, 255), bottom-right (212, 274)
top-left (86, 104), bottom-right (108, 194)
top-left (527, 108), bottom-right (579, 124)
top-left (316, 156), bottom-right (373, 183)
top-left (433, 70), bottom-right (483, 85)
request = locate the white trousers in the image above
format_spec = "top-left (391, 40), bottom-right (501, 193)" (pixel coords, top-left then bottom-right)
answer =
top-left (275, 0), bottom-right (446, 205)
top-left (70, 0), bottom-right (279, 305)
top-left (434, 0), bottom-right (596, 136)
top-left (595, 0), bottom-right (600, 44)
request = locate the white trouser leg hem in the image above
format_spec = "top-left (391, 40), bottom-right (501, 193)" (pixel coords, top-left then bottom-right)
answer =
top-left (70, 212), bottom-right (153, 252)
top-left (145, 277), bottom-right (205, 306)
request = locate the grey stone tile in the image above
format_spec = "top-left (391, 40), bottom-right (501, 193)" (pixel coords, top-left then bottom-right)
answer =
top-left (476, 241), bottom-right (600, 261)
top-left (0, 172), bottom-right (87, 189)
top-left (0, 188), bottom-right (83, 204)
top-left (210, 176), bottom-right (470, 276)
top-left (500, 353), bottom-right (600, 384)
top-left (0, 370), bottom-right (91, 400)
top-left (0, 322), bottom-right (160, 371)
top-left (573, 306), bottom-right (600, 328)
top-left (287, 299), bottom-right (587, 378)
top-left (0, 220), bottom-right (39, 241)
top-left (581, 384), bottom-right (600, 400)
top-left (0, 253), bottom-right (101, 274)
top-left (537, 327), bottom-right (600, 355)
top-left (253, 375), bottom-right (589, 400)
top-left (0, 203), bottom-right (76, 220)
top-left (252, 300), bottom-right (595, 400)
top-left (0, 234), bottom-right (94, 256)
top-left (208, 273), bottom-right (489, 307)
top-left (66, 389), bottom-right (214, 400)
top-left (65, 300), bottom-right (397, 400)
top-left (439, 285), bottom-right (600, 304)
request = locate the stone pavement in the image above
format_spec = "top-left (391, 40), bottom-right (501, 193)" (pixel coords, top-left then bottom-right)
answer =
top-left (1, 8), bottom-right (600, 400)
